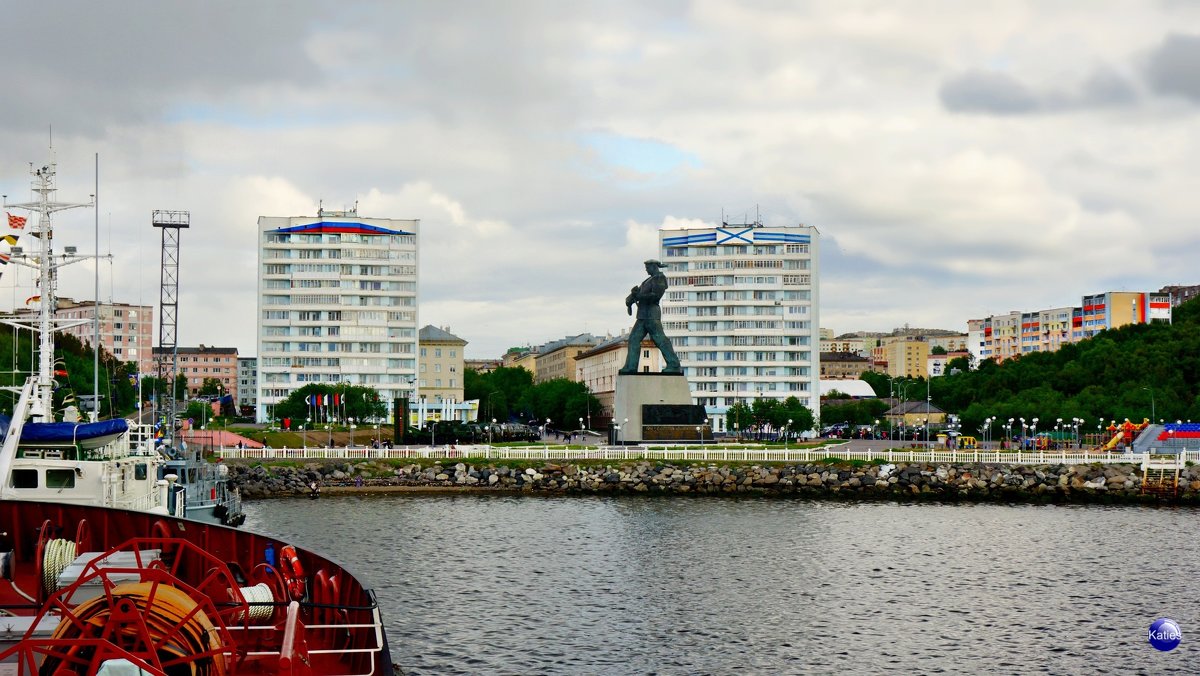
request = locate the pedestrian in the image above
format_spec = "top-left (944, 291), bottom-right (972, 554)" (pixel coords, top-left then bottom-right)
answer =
top-left (355, 475), bottom-right (363, 488)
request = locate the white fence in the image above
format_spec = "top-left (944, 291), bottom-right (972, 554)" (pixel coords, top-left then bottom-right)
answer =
top-left (216, 444), bottom-right (1200, 466)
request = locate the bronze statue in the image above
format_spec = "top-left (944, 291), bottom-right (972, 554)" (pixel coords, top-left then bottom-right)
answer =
top-left (620, 259), bottom-right (683, 375)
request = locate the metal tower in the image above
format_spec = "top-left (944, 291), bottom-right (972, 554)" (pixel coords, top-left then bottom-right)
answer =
top-left (153, 210), bottom-right (189, 439)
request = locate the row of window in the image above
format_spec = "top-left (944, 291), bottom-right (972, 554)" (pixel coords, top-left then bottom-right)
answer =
top-left (664, 244), bottom-right (810, 257)
top-left (264, 263), bottom-right (417, 276)
top-left (689, 259), bottom-right (810, 270)
top-left (683, 351), bottom-right (813, 362)
top-left (418, 347), bottom-right (457, 358)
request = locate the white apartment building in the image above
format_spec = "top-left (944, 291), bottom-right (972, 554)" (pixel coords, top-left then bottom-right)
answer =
top-left (256, 209), bottom-right (419, 423)
top-left (659, 221), bottom-right (820, 432)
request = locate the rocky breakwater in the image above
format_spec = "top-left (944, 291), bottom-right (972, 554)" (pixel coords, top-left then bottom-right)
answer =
top-left (228, 460), bottom-right (1200, 504)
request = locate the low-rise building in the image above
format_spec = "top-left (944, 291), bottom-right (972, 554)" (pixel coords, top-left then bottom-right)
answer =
top-left (154, 345), bottom-right (238, 399)
top-left (534, 334), bottom-right (598, 383)
top-left (819, 352), bottom-right (872, 379)
top-left (237, 357), bottom-right (257, 414)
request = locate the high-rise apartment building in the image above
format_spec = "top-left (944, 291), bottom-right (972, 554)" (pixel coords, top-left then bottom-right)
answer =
top-left (659, 220), bottom-right (820, 432)
top-left (256, 208), bottom-right (419, 423)
top-left (55, 299), bottom-right (154, 375)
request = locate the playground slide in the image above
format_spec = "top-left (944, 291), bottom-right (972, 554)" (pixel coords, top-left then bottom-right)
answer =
top-left (1102, 431), bottom-right (1123, 451)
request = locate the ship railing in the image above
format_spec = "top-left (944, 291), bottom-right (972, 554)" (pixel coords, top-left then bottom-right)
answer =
top-left (111, 490), bottom-right (163, 513)
top-left (217, 445), bottom-right (1200, 466)
top-left (232, 603), bottom-right (387, 675)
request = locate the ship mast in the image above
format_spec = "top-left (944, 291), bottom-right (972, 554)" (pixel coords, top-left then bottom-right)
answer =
top-left (4, 161), bottom-right (94, 421)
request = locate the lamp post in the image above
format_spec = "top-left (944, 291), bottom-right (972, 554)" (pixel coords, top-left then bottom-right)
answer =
top-left (429, 420), bottom-right (436, 447)
top-left (489, 418), bottom-right (496, 446)
top-left (374, 423), bottom-right (380, 446)
top-left (545, 418), bottom-right (551, 442)
top-left (1005, 418), bottom-right (1014, 449)
top-left (301, 422), bottom-right (307, 448)
top-left (349, 418), bottom-right (357, 447)
top-left (1141, 386), bottom-right (1155, 422)
top-left (579, 417), bottom-right (584, 440)
top-left (785, 418), bottom-right (792, 449)
top-left (623, 418), bottom-right (629, 445)
top-left (325, 424), bottom-right (331, 448)
top-left (874, 419), bottom-right (880, 440)
top-left (614, 423), bottom-right (621, 445)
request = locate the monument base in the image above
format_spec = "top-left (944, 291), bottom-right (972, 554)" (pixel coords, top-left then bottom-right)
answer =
top-left (613, 373), bottom-right (707, 444)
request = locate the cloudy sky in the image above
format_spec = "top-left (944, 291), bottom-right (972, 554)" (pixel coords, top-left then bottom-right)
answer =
top-left (2, 1), bottom-right (1197, 358)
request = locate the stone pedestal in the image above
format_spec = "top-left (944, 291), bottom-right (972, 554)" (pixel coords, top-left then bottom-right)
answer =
top-left (613, 373), bottom-right (707, 444)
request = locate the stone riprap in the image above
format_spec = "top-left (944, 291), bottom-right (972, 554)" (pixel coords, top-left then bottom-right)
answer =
top-left (226, 460), bottom-right (1200, 504)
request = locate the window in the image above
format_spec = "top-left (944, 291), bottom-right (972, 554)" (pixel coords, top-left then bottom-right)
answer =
top-left (420, 348), bottom-right (427, 357)
top-left (435, 348), bottom-right (442, 357)
top-left (47, 469), bottom-right (76, 489)
top-left (450, 350), bottom-right (457, 357)
top-left (11, 469), bottom-right (37, 488)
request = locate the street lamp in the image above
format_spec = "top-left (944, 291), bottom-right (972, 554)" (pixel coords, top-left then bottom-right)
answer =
top-left (785, 418), bottom-right (793, 449)
top-left (325, 424), bottom-right (331, 448)
top-left (489, 418), bottom-right (496, 445)
top-left (349, 417), bottom-right (357, 447)
top-left (301, 422), bottom-right (308, 448)
top-left (374, 423), bottom-right (380, 446)
top-left (545, 418), bottom-right (551, 441)
top-left (613, 423), bottom-right (621, 445)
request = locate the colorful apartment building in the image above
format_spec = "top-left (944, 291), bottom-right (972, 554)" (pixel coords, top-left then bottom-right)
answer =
top-left (969, 291), bottom-right (1172, 365)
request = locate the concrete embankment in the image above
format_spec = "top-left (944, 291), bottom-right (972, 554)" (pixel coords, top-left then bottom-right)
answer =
top-left (226, 460), bottom-right (1200, 504)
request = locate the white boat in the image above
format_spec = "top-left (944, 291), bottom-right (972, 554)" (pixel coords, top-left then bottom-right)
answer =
top-left (0, 159), bottom-right (243, 525)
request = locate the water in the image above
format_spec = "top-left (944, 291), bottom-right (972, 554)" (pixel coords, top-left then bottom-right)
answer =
top-left (242, 495), bottom-right (1198, 674)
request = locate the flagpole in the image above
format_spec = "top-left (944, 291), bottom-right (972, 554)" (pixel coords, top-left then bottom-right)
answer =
top-left (92, 152), bottom-right (99, 422)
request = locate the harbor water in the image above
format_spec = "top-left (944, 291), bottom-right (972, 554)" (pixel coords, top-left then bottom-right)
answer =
top-left (242, 494), bottom-right (1197, 674)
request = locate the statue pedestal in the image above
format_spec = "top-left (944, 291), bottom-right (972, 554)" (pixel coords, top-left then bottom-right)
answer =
top-left (613, 373), bottom-right (707, 444)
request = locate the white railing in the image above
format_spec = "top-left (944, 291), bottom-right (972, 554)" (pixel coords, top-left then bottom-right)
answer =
top-left (216, 444), bottom-right (1200, 466)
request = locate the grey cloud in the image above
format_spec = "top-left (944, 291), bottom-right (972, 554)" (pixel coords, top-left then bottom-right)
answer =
top-left (0, 1), bottom-right (328, 134)
top-left (940, 67), bottom-right (1137, 115)
top-left (1145, 33), bottom-right (1200, 101)
top-left (1078, 66), bottom-right (1137, 106)
top-left (940, 70), bottom-right (1039, 114)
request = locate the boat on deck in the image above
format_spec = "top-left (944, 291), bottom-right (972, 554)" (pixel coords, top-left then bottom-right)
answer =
top-left (0, 160), bottom-right (243, 527)
top-left (0, 499), bottom-right (393, 674)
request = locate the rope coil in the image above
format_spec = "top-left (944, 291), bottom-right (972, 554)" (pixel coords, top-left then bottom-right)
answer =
top-left (42, 538), bottom-right (76, 595)
top-left (235, 582), bottom-right (275, 623)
